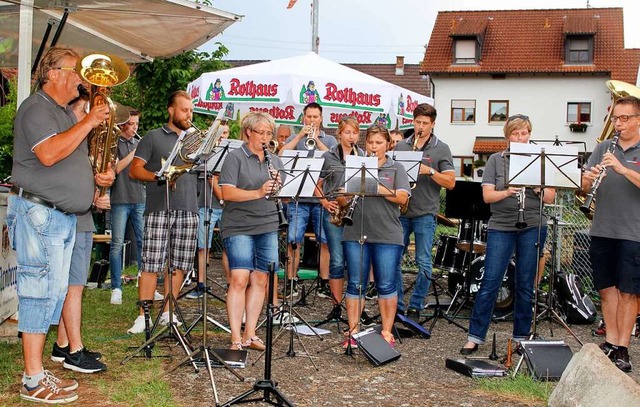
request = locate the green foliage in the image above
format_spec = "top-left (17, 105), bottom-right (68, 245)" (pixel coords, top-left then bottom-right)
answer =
top-left (111, 44), bottom-right (230, 134)
top-left (0, 79), bottom-right (17, 180)
top-left (477, 373), bottom-right (552, 404)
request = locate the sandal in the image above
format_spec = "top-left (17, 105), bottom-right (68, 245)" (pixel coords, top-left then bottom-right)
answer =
top-left (242, 336), bottom-right (266, 351)
top-left (381, 330), bottom-right (396, 347)
top-left (230, 341), bottom-right (243, 351)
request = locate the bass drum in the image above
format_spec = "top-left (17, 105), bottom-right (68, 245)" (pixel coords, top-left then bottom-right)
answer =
top-left (448, 255), bottom-right (515, 312)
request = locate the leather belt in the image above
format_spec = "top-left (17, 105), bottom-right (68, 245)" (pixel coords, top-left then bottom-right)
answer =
top-left (10, 185), bottom-right (71, 215)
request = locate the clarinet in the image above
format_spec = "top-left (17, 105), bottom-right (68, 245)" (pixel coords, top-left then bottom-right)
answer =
top-left (580, 132), bottom-right (620, 214)
top-left (515, 188), bottom-right (527, 229)
top-left (262, 144), bottom-right (289, 230)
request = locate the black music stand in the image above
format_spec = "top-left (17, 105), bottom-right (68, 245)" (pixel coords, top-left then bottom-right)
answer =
top-left (222, 263), bottom-right (294, 406)
top-left (254, 158), bottom-right (324, 370)
top-left (122, 134), bottom-right (194, 365)
top-left (446, 181), bottom-right (490, 326)
top-left (507, 144), bottom-right (582, 346)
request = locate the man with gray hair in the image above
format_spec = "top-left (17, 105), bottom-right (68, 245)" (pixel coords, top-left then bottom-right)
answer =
top-left (8, 46), bottom-right (112, 404)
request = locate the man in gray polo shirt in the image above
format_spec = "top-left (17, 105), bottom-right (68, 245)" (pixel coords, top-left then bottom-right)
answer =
top-left (394, 103), bottom-right (455, 320)
top-left (127, 90), bottom-right (198, 334)
top-left (8, 46), bottom-right (111, 403)
top-left (109, 109), bottom-right (146, 305)
top-left (279, 103), bottom-right (337, 297)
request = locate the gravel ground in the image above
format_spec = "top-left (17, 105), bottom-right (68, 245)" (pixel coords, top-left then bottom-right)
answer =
top-left (165, 264), bottom-right (640, 407)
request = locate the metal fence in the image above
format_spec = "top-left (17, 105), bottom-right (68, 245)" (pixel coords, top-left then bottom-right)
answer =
top-left (209, 189), bottom-right (595, 295)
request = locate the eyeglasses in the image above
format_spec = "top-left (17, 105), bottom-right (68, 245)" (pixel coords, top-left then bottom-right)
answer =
top-left (610, 115), bottom-right (640, 123)
top-left (54, 67), bottom-right (79, 75)
top-left (251, 129), bottom-right (274, 137)
top-left (508, 114), bottom-right (529, 122)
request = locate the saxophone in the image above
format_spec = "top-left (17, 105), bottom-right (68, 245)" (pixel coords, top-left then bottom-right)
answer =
top-left (329, 143), bottom-right (359, 226)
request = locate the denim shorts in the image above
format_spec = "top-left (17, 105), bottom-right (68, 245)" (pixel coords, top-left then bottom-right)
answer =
top-left (287, 202), bottom-right (327, 244)
top-left (224, 232), bottom-right (278, 273)
top-left (590, 236), bottom-right (640, 294)
top-left (69, 231), bottom-right (93, 286)
top-left (343, 241), bottom-right (401, 299)
top-left (6, 195), bottom-right (77, 334)
top-left (197, 206), bottom-right (222, 249)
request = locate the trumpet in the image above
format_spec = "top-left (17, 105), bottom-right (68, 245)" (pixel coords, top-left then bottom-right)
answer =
top-left (262, 144), bottom-right (288, 229)
top-left (580, 132), bottom-right (620, 215)
top-left (304, 126), bottom-right (317, 150)
top-left (266, 139), bottom-right (278, 154)
top-left (515, 187), bottom-right (527, 229)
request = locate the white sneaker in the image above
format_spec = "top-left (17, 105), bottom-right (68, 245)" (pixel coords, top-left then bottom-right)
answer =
top-left (159, 311), bottom-right (183, 327)
top-left (154, 290), bottom-right (164, 301)
top-left (273, 311), bottom-right (299, 325)
top-left (110, 288), bottom-right (122, 305)
top-left (127, 315), bottom-right (146, 334)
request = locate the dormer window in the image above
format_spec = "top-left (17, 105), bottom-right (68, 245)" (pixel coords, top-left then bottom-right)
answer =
top-left (454, 39), bottom-right (478, 64)
top-left (566, 35), bottom-right (594, 64)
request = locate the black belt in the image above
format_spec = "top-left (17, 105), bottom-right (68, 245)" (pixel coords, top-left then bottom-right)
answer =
top-left (10, 185), bottom-right (71, 215)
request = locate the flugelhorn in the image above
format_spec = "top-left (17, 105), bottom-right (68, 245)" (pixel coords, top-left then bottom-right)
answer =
top-left (304, 126), bottom-right (317, 150)
top-left (515, 188), bottom-right (527, 229)
top-left (580, 132), bottom-right (620, 214)
top-left (79, 53), bottom-right (130, 197)
top-left (266, 139), bottom-right (278, 154)
top-left (262, 144), bottom-right (288, 229)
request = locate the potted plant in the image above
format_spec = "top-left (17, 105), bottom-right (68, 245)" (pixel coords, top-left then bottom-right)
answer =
top-left (569, 122), bottom-right (588, 133)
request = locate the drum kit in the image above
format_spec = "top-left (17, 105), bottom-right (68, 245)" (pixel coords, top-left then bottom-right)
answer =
top-left (434, 219), bottom-right (515, 314)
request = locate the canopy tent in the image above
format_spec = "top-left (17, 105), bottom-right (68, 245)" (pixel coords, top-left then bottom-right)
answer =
top-left (0, 0), bottom-right (242, 103)
top-left (187, 53), bottom-right (433, 130)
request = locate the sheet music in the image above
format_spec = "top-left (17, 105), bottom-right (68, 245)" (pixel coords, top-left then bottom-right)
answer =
top-left (280, 150), bottom-right (310, 171)
top-left (278, 158), bottom-right (324, 198)
top-left (344, 155), bottom-right (378, 194)
top-left (509, 143), bottom-right (581, 188)
top-left (392, 151), bottom-right (423, 184)
top-left (193, 138), bottom-right (243, 174)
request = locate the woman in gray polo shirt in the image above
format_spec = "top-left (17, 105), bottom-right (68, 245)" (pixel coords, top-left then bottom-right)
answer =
top-left (219, 112), bottom-right (284, 351)
top-left (342, 125), bottom-right (410, 348)
top-left (460, 115), bottom-right (556, 355)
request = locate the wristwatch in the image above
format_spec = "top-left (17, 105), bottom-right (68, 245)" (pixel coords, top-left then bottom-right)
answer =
top-left (429, 168), bottom-right (436, 176)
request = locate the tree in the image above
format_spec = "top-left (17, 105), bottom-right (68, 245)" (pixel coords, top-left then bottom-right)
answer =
top-left (0, 78), bottom-right (17, 180)
top-left (112, 43), bottom-right (230, 134)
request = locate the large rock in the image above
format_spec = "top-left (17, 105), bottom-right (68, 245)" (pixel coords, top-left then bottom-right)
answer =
top-left (549, 343), bottom-right (640, 407)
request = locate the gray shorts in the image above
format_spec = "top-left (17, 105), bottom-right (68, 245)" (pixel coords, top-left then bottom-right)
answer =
top-left (69, 231), bottom-right (93, 286)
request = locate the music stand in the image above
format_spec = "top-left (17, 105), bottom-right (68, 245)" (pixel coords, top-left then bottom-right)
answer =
top-left (330, 156), bottom-right (397, 355)
top-left (122, 130), bottom-right (197, 365)
top-left (392, 151), bottom-right (423, 187)
top-left (254, 158), bottom-right (325, 370)
top-left (446, 181), bottom-right (490, 328)
top-left (507, 143), bottom-right (583, 346)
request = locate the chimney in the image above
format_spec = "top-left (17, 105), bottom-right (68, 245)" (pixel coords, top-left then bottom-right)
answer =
top-left (395, 56), bottom-right (405, 76)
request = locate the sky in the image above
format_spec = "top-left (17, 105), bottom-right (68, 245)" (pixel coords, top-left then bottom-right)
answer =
top-left (205, 0), bottom-right (640, 64)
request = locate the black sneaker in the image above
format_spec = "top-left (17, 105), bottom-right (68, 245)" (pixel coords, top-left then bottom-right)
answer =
top-left (63, 348), bottom-right (107, 374)
top-left (317, 283), bottom-right (331, 299)
top-left (407, 308), bottom-right (421, 322)
top-left (52, 343), bottom-right (102, 363)
top-left (278, 279), bottom-right (299, 299)
top-left (326, 305), bottom-right (342, 321)
top-left (365, 283), bottom-right (378, 300)
top-left (599, 342), bottom-right (615, 360)
top-left (360, 310), bottom-right (376, 327)
top-left (613, 348), bottom-right (632, 372)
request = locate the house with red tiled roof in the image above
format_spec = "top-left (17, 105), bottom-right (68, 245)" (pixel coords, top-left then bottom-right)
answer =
top-left (421, 7), bottom-right (640, 173)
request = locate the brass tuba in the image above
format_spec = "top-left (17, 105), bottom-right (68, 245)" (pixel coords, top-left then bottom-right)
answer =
top-left (598, 80), bottom-right (640, 142)
top-left (78, 53), bottom-right (130, 197)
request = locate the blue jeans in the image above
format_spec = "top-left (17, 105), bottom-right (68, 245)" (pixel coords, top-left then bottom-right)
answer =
top-left (6, 195), bottom-right (77, 334)
top-left (198, 207), bottom-right (222, 249)
top-left (287, 202), bottom-right (327, 244)
top-left (344, 241), bottom-right (401, 299)
top-left (396, 214), bottom-right (436, 312)
top-left (468, 226), bottom-right (547, 343)
top-left (224, 232), bottom-right (279, 273)
top-left (109, 203), bottom-right (145, 289)
top-left (323, 209), bottom-right (345, 279)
